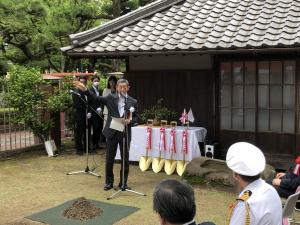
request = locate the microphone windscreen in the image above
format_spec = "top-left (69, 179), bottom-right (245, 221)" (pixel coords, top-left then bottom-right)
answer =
top-left (129, 107), bottom-right (135, 113)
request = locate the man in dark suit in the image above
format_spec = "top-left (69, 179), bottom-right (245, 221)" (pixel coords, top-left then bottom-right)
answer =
top-left (72, 76), bottom-right (91, 155)
top-left (74, 78), bottom-right (138, 191)
top-left (153, 179), bottom-right (215, 225)
top-left (89, 75), bottom-right (103, 150)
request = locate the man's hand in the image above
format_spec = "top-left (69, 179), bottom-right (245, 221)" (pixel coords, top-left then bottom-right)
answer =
top-left (73, 81), bottom-right (87, 91)
top-left (96, 107), bottom-right (102, 114)
top-left (272, 178), bottom-right (281, 186)
top-left (275, 172), bottom-right (286, 179)
top-left (121, 118), bottom-right (131, 125)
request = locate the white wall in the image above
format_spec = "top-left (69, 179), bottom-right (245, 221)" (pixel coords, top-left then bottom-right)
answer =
top-left (129, 54), bottom-right (212, 71)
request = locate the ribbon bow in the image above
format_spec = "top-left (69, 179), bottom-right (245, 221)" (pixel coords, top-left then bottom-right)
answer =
top-left (169, 128), bottom-right (176, 153)
top-left (159, 127), bottom-right (166, 151)
top-left (146, 127), bottom-right (152, 150)
top-left (182, 129), bottom-right (188, 154)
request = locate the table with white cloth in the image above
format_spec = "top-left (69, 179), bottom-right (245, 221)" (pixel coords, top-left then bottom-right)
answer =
top-left (116, 126), bottom-right (207, 162)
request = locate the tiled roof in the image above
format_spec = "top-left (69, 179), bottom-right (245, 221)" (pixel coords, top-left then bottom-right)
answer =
top-left (62, 0), bottom-right (300, 55)
top-left (42, 73), bottom-right (94, 78)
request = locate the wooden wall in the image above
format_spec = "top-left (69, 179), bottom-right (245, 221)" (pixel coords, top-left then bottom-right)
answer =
top-left (127, 70), bottom-right (215, 139)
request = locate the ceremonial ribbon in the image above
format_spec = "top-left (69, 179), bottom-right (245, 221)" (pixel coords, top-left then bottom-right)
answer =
top-left (182, 129), bottom-right (188, 154)
top-left (146, 127), bottom-right (152, 150)
top-left (293, 156), bottom-right (300, 175)
top-left (159, 127), bottom-right (166, 151)
top-left (179, 112), bottom-right (188, 124)
top-left (169, 128), bottom-right (176, 153)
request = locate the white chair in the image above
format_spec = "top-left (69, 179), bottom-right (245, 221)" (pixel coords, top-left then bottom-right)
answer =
top-left (282, 191), bottom-right (300, 225)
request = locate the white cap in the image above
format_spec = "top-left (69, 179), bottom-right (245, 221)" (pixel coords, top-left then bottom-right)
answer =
top-left (226, 142), bottom-right (266, 176)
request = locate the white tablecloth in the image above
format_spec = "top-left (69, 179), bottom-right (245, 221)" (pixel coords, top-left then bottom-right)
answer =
top-left (116, 126), bottom-right (207, 162)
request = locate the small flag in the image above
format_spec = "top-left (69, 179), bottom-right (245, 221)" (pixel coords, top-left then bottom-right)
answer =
top-left (187, 108), bottom-right (195, 123)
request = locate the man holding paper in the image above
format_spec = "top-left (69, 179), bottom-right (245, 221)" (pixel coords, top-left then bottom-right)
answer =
top-left (74, 78), bottom-right (138, 191)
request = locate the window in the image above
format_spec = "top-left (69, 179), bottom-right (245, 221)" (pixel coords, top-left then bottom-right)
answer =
top-left (219, 60), bottom-right (296, 134)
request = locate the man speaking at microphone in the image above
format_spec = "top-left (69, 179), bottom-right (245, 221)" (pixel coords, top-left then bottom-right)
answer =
top-left (74, 78), bottom-right (138, 191)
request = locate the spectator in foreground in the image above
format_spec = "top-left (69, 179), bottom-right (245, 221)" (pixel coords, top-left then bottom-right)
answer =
top-left (226, 142), bottom-right (282, 225)
top-left (270, 156), bottom-right (300, 198)
top-left (153, 179), bottom-right (215, 225)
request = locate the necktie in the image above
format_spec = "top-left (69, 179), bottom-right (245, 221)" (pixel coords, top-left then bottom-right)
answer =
top-left (118, 96), bottom-right (125, 117)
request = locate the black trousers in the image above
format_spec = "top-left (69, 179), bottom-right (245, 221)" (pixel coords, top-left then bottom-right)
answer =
top-left (74, 114), bottom-right (86, 153)
top-left (105, 131), bottom-right (130, 185)
top-left (90, 114), bottom-right (103, 147)
top-left (74, 113), bottom-right (91, 153)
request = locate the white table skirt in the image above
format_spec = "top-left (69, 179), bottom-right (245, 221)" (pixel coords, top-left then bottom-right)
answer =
top-left (116, 126), bottom-right (207, 162)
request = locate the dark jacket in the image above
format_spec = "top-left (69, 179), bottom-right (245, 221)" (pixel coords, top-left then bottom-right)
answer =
top-left (72, 89), bottom-right (89, 118)
top-left (89, 85), bottom-right (102, 105)
top-left (189, 222), bottom-right (215, 225)
top-left (86, 91), bottom-right (138, 139)
top-left (280, 163), bottom-right (300, 191)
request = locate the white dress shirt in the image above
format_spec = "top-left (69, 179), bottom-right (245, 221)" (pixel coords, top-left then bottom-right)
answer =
top-left (118, 93), bottom-right (127, 117)
top-left (229, 178), bottom-right (282, 225)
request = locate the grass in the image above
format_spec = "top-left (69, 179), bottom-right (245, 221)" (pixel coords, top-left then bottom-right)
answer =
top-left (0, 144), bottom-right (236, 225)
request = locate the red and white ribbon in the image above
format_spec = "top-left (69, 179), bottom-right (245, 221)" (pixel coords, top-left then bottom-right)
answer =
top-left (182, 129), bottom-right (188, 154)
top-left (293, 156), bottom-right (300, 175)
top-left (169, 128), bottom-right (176, 153)
top-left (159, 127), bottom-right (166, 151)
top-left (146, 127), bottom-right (152, 150)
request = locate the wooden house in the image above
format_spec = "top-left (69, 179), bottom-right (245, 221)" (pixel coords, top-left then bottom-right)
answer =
top-left (62, 0), bottom-right (300, 168)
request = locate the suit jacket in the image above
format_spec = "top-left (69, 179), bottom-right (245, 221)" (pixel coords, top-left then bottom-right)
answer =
top-left (184, 222), bottom-right (215, 225)
top-left (86, 91), bottom-right (138, 139)
top-left (89, 86), bottom-right (103, 113)
top-left (72, 89), bottom-right (89, 119)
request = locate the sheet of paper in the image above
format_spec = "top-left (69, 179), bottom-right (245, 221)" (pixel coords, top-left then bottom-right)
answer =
top-left (110, 117), bottom-right (124, 132)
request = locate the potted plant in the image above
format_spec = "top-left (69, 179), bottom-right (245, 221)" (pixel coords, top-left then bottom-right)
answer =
top-left (140, 98), bottom-right (177, 126)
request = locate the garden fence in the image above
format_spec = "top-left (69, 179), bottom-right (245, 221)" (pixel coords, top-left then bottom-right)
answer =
top-left (0, 84), bottom-right (74, 151)
top-left (0, 84), bottom-right (41, 151)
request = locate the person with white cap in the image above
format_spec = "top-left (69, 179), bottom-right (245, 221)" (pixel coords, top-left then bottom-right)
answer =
top-left (226, 142), bottom-right (282, 225)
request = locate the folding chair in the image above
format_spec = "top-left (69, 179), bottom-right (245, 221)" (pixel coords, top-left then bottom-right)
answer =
top-left (295, 186), bottom-right (300, 212)
top-left (282, 191), bottom-right (300, 225)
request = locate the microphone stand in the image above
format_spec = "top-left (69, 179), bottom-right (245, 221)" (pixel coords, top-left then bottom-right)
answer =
top-left (67, 93), bottom-right (100, 178)
top-left (107, 96), bottom-right (146, 200)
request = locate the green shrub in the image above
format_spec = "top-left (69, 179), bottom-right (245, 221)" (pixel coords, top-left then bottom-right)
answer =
top-left (140, 98), bottom-right (178, 123)
top-left (5, 66), bottom-right (52, 141)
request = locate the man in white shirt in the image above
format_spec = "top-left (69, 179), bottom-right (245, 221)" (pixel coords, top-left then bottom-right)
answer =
top-left (226, 142), bottom-right (282, 225)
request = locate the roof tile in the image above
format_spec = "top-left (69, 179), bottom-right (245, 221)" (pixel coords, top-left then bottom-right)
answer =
top-left (66, 0), bottom-right (300, 54)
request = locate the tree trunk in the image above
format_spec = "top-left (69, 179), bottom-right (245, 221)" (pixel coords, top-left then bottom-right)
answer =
top-left (113, 0), bottom-right (121, 18)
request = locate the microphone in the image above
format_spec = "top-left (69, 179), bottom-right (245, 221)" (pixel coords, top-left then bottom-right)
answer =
top-left (70, 90), bottom-right (81, 97)
top-left (129, 107), bottom-right (135, 113)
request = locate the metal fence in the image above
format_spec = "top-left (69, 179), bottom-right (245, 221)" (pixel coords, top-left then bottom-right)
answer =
top-left (0, 82), bottom-right (40, 151)
top-left (0, 83), bottom-right (74, 151)
top-left (60, 111), bottom-right (74, 140)
top-left (0, 84), bottom-right (40, 151)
